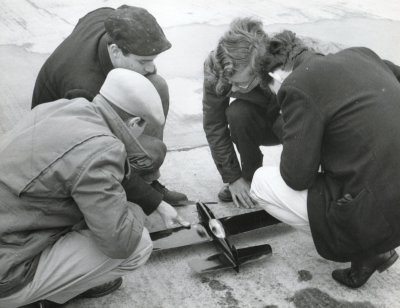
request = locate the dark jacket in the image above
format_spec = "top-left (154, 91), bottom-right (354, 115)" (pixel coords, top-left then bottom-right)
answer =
top-left (0, 96), bottom-right (147, 297)
top-left (32, 8), bottom-right (114, 106)
top-left (202, 52), bottom-right (280, 183)
top-left (278, 47), bottom-right (400, 262)
top-left (31, 7), bottom-right (163, 213)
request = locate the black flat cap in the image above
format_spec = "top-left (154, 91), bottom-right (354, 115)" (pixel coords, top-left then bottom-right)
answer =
top-left (105, 5), bottom-right (171, 56)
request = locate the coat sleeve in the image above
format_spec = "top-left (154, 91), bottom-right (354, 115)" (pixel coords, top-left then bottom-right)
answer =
top-left (202, 54), bottom-right (242, 183)
top-left (272, 114), bottom-right (284, 143)
top-left (279, 86), bottom-right (325, 191)
top-left (122, 173), bottom-right (162, 215)
top-left (71, 139), bottom-right (146, 259)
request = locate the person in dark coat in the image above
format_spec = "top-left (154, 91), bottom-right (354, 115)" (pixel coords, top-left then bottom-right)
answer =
top-left (31, 5), bottom-right (188, 209)
top-left (250, 30), bottom-right (400, 288)
top-left (202, 18), bottom-right (281, 208)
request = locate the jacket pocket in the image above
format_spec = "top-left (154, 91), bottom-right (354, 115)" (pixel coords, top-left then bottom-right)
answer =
top-left (327, 188), bottom-right (393, 256)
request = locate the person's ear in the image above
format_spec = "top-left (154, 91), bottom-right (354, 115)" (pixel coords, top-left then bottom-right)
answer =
top-left (126, 116), bottom-right (143, 127)
top-left (109, 44), bottom-right (123, 60)
top-left (126, 116), bottom-right (146, 137)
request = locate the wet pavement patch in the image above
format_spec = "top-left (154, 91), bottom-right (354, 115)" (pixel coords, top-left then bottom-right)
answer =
top-left (201, 276), bottom-right (210, 283)
top-left (224, 290), bottom-right (239, 306)
top-left (290, 288), bottom-right (376, 308)
top-left (208, 279), bottom-right (231, 291)
top-left (297, 269), bottom-right (313, 282)
top-left (206, 279), bottom-right (239, 307)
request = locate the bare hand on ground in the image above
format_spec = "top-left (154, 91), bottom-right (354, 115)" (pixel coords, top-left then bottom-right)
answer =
top-left (229, 177), bottom-right (256, 209)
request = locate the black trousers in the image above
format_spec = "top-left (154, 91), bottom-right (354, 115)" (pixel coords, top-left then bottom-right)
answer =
top-left (226, 99), bottom-right (281, 181)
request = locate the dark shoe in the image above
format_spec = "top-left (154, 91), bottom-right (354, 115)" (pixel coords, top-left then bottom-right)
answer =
top-left (151, 180), bottom-right (188, 206)
top-left (332, 250), bottom-right (398, 288)
top-left (218, 185), bottom-right (232, 202)
top-left (76, 277), bottom-right (123, 298)
top-left (19, 300), bottom-right (62, 308)
top-left (19, 278), bottom-right (123, 308)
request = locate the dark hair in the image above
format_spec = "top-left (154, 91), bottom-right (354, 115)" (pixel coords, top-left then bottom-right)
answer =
top-left (264, 30), bottom-right (313, 71)
top-left (105, 33), bottom-right (130, 56)
top-left (257, 30), bottom-right (313, 93)
top-left (257, 54), bottom-right (284, 90)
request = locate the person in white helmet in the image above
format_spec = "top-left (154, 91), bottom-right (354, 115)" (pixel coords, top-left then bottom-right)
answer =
top-left (0, 68), bottom-right (189, 308)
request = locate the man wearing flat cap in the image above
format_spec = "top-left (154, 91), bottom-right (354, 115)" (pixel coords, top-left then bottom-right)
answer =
top-left (31, 5), bottom-right (188, 211)
top-left (0, 69), bottom-right (189, 308)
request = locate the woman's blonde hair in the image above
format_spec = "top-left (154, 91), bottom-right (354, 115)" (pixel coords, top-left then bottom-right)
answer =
top-left (205, 17), bottom-right (269, 96)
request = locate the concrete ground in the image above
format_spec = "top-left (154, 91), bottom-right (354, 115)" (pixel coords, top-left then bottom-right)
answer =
top-left (1, 1), bottom-right (400, 307)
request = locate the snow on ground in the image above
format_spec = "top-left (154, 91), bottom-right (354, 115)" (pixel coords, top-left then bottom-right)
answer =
top-left (2, 1), bottom-right (400, 139)
top-left (1, 0), bottom-right (400, 53)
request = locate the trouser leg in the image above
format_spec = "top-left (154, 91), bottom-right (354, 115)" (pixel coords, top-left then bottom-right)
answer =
top-left (0, 229), bottom-right (152, 307)
top-left (226, 99), bottom-right (279, 181)
top-left (145, 74), bottom-right (169, 140)
top-left (250, 166), bottom-right (311, 233)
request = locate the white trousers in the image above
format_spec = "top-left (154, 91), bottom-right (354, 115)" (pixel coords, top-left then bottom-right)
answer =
top-left (250, 166), bottom-right (311, 233)
top-left (0, 228), bottom-right (153, 308)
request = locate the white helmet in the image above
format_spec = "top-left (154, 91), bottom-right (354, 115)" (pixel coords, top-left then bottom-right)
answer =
top-left (100, 68), bottom-right (165, 125)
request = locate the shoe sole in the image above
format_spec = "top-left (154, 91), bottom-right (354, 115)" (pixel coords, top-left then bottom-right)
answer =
top-left (377, 251), bottom-right (399, 273)
top-left (218, 196), bottom-right (233, 202)
top-left (77, 277), bottom-right (123, 299)
top-left (217, 191), bottom-right (233, 202)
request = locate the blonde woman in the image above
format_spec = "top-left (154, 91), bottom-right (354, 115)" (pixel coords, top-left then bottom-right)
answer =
top-left (202, 18), bottom-right (281, 208)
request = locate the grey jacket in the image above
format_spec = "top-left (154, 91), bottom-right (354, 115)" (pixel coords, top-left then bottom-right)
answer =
top-left (0, 95), bottom-right (149, 297)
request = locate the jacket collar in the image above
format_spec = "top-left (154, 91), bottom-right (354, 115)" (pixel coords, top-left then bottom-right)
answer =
top-left (293, 50), bottom-right (323, 70)
top-left (92, 95), bottom-right (147, 157)
top-left (98, 33), bottom-right (114, 77)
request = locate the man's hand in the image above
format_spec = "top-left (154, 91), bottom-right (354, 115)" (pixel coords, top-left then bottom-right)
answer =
top-left (336, 193), bottom-right (353, 206)
top-left (229, 177), bottom-right (256, 209)
top-left (156, 201), bottom-right (190, 228)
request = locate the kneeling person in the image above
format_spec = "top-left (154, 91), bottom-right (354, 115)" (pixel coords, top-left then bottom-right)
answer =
top-left (0, 69), bottom-right (188, 308)
top-left (32, 5), bottom-right (187, 207)
top-left (251, 31), bottom-right (400, 288)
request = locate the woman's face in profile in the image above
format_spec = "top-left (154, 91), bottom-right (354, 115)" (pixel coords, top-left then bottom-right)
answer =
top-left (229, 65), bottom-right (260, 94)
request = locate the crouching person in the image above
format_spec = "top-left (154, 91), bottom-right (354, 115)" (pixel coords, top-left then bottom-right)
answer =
top-left (250, 31), bottom-right (400, 288)
top-left (202, 18), bottom-right (281, 209)
top-left (0, 68), bottom-right (188, 308)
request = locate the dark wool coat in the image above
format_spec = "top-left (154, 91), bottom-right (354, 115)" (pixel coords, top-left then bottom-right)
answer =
top-left (32, 7), bottom-right (114, 107)
top-left (278, 47), bottom-right (400, 262)
top-left (31, 8), bottom-right (163, 213)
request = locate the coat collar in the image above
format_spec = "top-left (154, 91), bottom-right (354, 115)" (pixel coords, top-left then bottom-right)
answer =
top-left (98, 33), bottom-right (114, 77)
top-left (293, 50), bottom-right (323, 70)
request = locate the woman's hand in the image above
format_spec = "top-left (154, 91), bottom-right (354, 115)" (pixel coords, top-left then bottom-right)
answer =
top-left (229, 177), bottom-right (256, 209)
